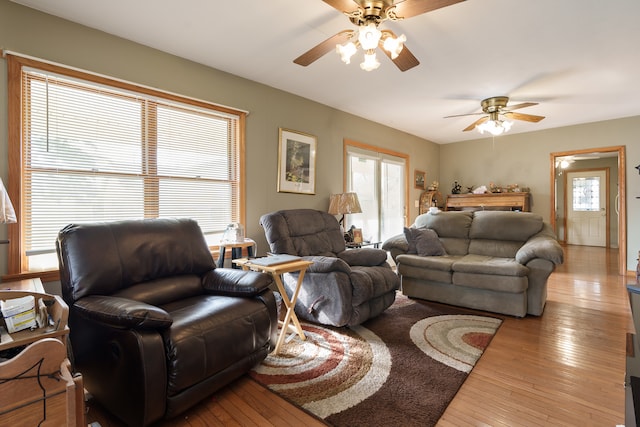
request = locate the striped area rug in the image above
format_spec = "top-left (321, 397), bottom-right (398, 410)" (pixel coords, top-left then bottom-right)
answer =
top-left (249, 293), bottom-right (502, 426)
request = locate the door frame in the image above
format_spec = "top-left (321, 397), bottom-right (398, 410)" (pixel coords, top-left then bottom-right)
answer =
top-left (550, 146), bottom-right (626, 275)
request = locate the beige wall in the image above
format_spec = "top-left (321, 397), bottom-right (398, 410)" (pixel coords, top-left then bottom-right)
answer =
top-left (439, 116), bottom-right (640, 270)
top-left (0, 0), bottom-right (439, 276)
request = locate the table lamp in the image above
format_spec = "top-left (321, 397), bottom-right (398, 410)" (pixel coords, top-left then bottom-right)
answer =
top-left (328, 192), bottom-right (362, 229)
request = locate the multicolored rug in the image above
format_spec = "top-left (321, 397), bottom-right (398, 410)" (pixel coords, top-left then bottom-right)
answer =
top-left (249, 294), bottom-right (502, 426)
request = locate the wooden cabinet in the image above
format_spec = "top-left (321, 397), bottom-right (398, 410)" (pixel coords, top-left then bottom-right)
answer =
top-left (445, 192), bottom-right (530, 212)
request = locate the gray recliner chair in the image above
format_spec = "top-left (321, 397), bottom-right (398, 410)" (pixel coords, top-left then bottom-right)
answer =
top-left (259, 209), bottom-right (399, 327)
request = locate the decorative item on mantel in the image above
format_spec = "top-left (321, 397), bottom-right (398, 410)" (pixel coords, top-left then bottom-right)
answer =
top-left (451, 181), bottom-right (462, 194)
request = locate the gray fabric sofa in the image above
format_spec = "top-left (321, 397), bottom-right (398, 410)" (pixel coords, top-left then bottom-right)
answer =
top-left (382, 210), bottom-right (564, 317)
top-left (260, 209), bottom-right (400, 327)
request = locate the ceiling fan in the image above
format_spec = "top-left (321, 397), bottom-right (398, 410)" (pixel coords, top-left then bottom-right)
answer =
top-left (444, 96), bottom-right (546, 135)
top-left (294, 0), bottom-right (465, 71)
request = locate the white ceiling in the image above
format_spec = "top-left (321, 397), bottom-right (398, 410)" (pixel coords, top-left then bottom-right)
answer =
top-left (11, 0), bottom-right (640, 144)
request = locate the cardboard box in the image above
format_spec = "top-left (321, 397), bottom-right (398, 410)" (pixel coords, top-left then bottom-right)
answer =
top-left (1, 296), bottom-right (37, 333)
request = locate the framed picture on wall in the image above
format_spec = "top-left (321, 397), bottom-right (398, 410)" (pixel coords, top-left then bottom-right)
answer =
top-left (277, 128), bottom-right (317, 194)
top-left (414, 170), bottom-right (426, 189)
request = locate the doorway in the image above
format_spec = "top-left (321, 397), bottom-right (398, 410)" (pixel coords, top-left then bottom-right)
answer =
top-left (550, 146), bottom-right (626, 275)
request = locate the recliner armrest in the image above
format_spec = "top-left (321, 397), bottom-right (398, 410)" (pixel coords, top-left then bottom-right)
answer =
top-left (303, 255), bottom-right (352, 274)
top-left (74, 295), bottom-right (173, 329)
top-left (202, 268), bottom-right (273, 297)
top-left (337, 248), bottom-right (389, 267)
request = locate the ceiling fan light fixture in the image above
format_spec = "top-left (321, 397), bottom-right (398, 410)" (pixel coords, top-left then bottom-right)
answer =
top-left (477, 119), bottom-right (513, 136)
top-left (360, 50), bottom-right (380, 71)
top-left (336, 41), bottom-right (358, 64)
top-left (383, 33), bottom-right (406, 59)
top-left (358, 23), bottom-right (382, 50)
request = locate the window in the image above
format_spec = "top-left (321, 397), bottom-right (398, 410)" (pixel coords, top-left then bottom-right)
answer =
top-left (345, 141), bottom-right (408, 243)
top-left (572, 176), bottom-right (600, 211)
top-left (6, 54), bottom-right (246, 275)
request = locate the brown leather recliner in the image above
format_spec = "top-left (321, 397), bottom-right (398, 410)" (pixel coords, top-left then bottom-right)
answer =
top-left (56, 218), bottom-right (278, 427)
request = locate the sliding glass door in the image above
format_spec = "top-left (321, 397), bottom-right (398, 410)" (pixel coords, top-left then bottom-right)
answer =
top-left (346, 145), bottom-right (406, 243)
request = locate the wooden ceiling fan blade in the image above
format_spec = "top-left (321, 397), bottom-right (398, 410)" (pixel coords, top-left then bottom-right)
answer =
top-left (463, 116), bottom-right (488, 132)
top-left (321, 0), bottom-right (361, 14)
top-left (443, 111), bottom-right (484, 118)
top-left (503, 102), bottom-right (538, 111)
top-left (294, 30), bottom-right (354, 66)
top-left (392, 0), bottom-right (466, 19)
top-left (504, 112), bottom-right (545, 122)
top-left (379, 32), bottom-right (419, 71)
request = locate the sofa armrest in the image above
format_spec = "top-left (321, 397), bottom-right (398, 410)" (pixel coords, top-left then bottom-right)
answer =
top-left (337, 248), bottom-right (388, 267)
top-left (74, 295), bottom-right (173, 329)
top-left (202, 268), bottom-right (273, 297)
top-left (516, 225), bottom-right (564, 265)
top-left (382, 233), bottom-right (409, 261)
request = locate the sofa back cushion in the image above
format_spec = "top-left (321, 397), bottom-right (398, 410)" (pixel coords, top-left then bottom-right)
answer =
top-left (260, 209), bottom-right (346, 256)
top-left (469, 211), bottom-right (543, 241)
top-left (57, 218), bottom-right (215, 302)
top-left (413, 211), bottom-right (472, 256)
top-left (467, 211), bottom-right (544, 258)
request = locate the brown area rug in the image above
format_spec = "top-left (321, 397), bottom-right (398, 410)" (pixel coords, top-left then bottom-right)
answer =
top-left (249, 294), bottom-right (502, 426)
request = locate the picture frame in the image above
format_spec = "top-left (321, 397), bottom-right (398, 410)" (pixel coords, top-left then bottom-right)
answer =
top-left (352, 228), bottom-right (363, 244)
top-left (277, 128), bottom-right (317, 195)
top-left (414, 170), bottom-right (426, 189)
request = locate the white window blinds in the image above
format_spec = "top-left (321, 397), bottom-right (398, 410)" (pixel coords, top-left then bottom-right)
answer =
top-left (18, 64), bottom-right (243, 269)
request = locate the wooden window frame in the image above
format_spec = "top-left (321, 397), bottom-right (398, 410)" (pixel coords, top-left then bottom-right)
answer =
top-left (4, 53), bottom-right (246, 281)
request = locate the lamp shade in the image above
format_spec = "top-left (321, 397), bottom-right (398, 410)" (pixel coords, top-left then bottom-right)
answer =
top-left (0, 178), bottom-right (16, 224)
top-left (328, 192), bottom-right (362, 215)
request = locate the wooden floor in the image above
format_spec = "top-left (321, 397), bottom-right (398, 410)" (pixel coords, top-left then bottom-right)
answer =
top-left (87, 244), bottom-right (633, 426)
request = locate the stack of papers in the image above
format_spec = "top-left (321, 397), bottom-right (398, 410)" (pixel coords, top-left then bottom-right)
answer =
top-left (250, 254), bottom-right (302, 266)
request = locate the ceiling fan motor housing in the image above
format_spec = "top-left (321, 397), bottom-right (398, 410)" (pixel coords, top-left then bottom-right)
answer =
top-left (349, 0), bottom-right (396, 25)
top-left (481, 96), bottom-right (509, 113)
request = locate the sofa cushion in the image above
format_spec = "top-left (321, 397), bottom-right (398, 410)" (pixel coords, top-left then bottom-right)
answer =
top-left (453, 272), bottom-right (528, 293)
top-left (452, 254), bottom-right (529, 277)
top-left (396, 254), bottom-right (459, 284)
top-left (414, 211), bottom-right (473, 239)
top-left (469, 211), bottom-right (543, 241)
top-left (468, 239), bottom-right (524, 258)
top-left (403, 227), bottom-right (447, 256)
top-left (396, 254), bottom-right (459, 272)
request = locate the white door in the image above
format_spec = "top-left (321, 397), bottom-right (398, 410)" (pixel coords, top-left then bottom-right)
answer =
top-left (566, 170), bottom-right (607, 247)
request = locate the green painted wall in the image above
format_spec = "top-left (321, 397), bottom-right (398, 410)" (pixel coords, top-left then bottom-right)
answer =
top-left (1, 0), bottom-right (638, 275)
top-left (0, 0), bottom-right (439, 276)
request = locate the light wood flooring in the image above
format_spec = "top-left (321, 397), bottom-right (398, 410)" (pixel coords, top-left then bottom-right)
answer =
top-left (87, 244), bottom-right (633, 426)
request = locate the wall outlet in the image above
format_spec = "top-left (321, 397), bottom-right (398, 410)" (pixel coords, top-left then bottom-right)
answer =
top-left (414, 200), bottom-right (419, 208)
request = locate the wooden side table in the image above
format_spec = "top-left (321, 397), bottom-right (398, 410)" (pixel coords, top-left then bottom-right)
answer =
top-left (233, 258), bottom-right (313, 354)
top-left (217, 238), bottom-right (257, 268)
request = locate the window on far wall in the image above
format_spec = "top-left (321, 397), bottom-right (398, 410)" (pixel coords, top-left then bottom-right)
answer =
top-left (6, 54), bottom-right (246, 274)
